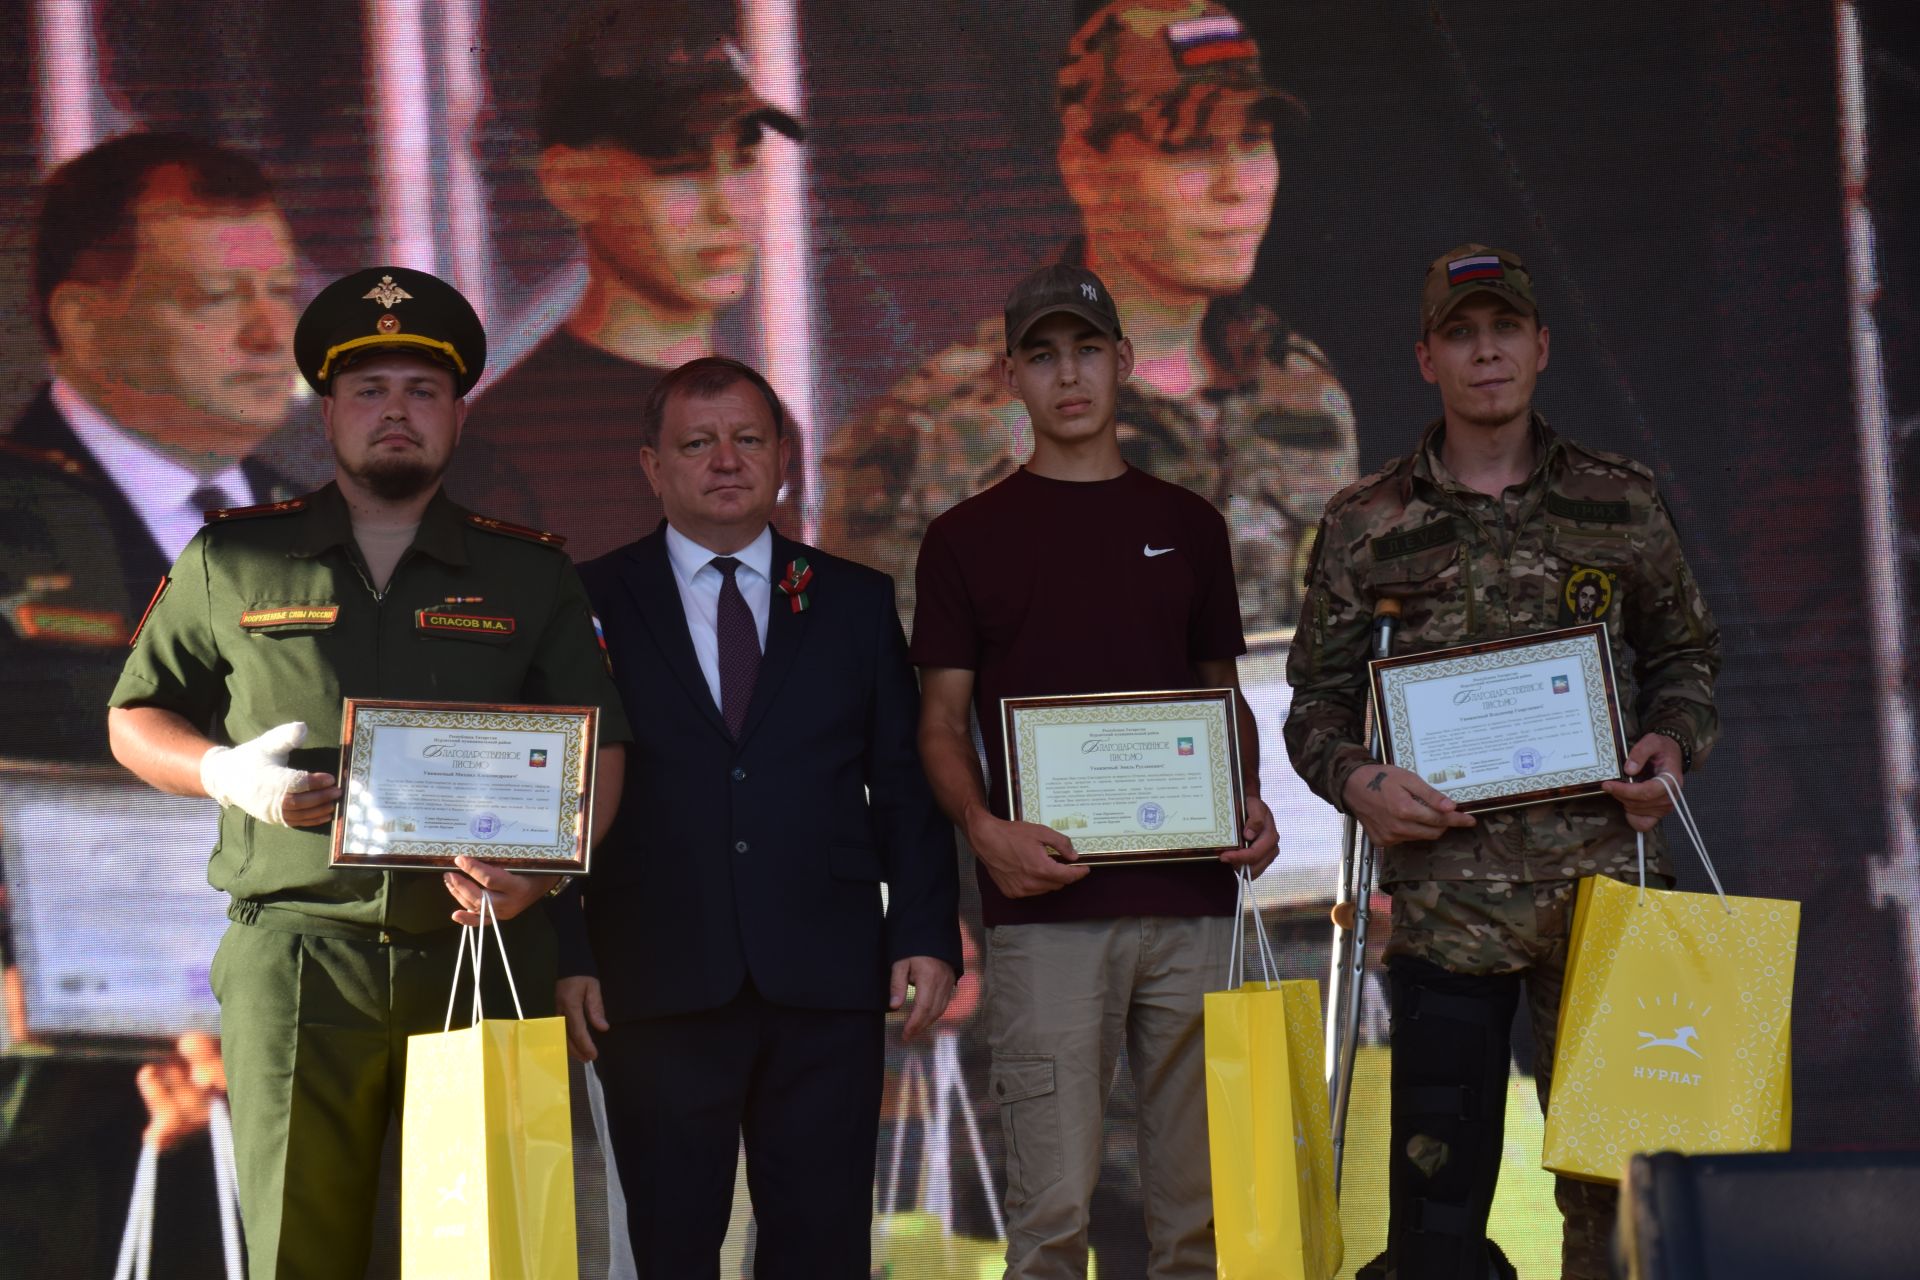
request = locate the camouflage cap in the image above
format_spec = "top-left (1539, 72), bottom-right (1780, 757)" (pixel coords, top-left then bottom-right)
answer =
top-left (1059, 0), bottom-right (1305, 152)
top-left (1004, 262), bottom-right (1123, 353)
top-left (539, 0), bottom-right (803, 162)
top-left (1420, 243), bottom-right (1539, 335)
top-left (294, 266), bottom-right (487, 397)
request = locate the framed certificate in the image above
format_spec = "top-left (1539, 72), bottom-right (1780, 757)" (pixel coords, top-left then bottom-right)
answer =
top-left (1368, 623), bottom-right (1628, 813)
top-left (1001, 689), bottom-right (1245, 865)
top-left (329, 699), bottom-right (599, 872)
top-left (0, 759), bottom-right (226, 1052)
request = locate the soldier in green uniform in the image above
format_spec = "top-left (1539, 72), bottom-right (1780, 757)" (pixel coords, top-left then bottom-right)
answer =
top-left (105, 266), bottom-right (633, 1280)
top-left (1285, 245), bottom-right (1721, 1280)
top-left (820, 0), bottom-right (1357, 634)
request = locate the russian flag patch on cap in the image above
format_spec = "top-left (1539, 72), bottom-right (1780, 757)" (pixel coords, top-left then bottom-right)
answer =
top-left (1166, 14), bottom-right (1258, 67)
top-left (1447, 254), bottom-right (1506, 284)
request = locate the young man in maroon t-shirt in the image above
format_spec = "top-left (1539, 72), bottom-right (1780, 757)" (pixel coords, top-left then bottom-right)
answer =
top-left (912, 262), bottom-right (1279, 1279)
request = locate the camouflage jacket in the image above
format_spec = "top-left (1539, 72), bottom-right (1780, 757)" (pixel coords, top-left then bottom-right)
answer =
top-left (1283, 417), bottom-right (1721, 883)
top-left (819, 295), bottom-right (1357, 634)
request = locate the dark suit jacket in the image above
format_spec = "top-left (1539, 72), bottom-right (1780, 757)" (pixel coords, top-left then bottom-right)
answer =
top-left (0, 386), bottom-right (291, 761)
top-left (554, 524), bottom-right (961, 1021)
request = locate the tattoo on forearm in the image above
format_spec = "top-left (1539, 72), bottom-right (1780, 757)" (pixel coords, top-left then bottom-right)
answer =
top-left (1367, 771), bottom-right (1386, 792)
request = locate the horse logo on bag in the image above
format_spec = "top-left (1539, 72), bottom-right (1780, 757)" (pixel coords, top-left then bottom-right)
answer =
top-left (1637, 1026), bottom-right (1703, 1057)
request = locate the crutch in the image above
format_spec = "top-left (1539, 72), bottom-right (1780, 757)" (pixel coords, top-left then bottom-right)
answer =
top-left (1324, 597), bottom-right (1400, 1192)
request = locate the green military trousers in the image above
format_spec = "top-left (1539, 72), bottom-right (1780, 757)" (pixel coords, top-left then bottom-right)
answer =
top-left (209, 908), bottom-right (556, 1280)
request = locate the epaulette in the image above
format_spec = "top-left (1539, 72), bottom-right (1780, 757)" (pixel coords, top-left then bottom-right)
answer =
top-left (0, 437), bottom-right (90, 478)
top-left (1559, 435), bottom-right (1655, 484)
top-left (466, 513), bottom-right (567, 548)
top-left (205, 497), bottom-right (307, 523)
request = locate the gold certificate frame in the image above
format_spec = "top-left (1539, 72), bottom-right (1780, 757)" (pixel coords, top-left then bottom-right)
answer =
top-left (1001, 688), bottom-right (1245, 865)
top-left (1369, 624), bottom-right (1628, 814)
top-left (329, 698), bottom-right (598, 872)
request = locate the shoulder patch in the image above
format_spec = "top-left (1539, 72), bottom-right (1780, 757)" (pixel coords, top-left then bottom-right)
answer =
top-left (465, 513), bottom-right (567, 548)
top-left (0, 437), bottom-right (90, 478)
top-left (205, 497), bottom-right (307, 523)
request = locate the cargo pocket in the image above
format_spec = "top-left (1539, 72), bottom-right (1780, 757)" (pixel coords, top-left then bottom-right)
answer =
top-left (990, 1053), bottom-right (1062, 1204)
top-left (1371, 538), bottom-right (1466, 637)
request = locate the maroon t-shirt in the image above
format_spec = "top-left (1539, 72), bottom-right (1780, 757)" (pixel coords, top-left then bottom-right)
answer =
top-left (910, 465), bottom-right (1248, 926)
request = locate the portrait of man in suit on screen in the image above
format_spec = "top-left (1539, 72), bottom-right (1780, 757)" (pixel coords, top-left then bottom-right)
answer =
top-left (0, 130), bottom-right (300, 761)
top-left (0, 127), bottom-right (301, 1278)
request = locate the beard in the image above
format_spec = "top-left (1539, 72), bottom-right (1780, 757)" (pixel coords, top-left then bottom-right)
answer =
top-left (342, 451), bottom-right (444, 502)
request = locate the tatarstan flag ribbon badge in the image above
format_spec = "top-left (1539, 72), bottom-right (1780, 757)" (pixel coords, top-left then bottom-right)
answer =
top-left (1447, 253), bottom-right (1506, 284)
top-left (778, 557), bottom-right (813, 613)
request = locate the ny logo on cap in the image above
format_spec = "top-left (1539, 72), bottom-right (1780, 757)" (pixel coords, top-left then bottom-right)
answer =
top-left (363, 275), bottom-right (412, 309)
top-left (1081, 282), bottom-right (1098, 302)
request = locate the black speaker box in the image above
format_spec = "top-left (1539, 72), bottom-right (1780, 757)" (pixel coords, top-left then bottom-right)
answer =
top-left (1616, 1149), bottom-right (1920, 1279)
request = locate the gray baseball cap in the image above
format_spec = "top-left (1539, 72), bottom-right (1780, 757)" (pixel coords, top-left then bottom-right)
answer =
top-left (1003, 263), bottom-right (1124, 353)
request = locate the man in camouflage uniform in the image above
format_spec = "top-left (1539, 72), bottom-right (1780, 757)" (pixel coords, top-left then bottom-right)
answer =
top-left (1285, 245), bottom-right (1720, 1280)
top-left (820, 0), bottom-right (1356, 634)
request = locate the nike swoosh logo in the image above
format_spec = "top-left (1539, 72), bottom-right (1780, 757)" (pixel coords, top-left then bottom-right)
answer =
top-left (1143, 545), bottom-right (1175, 557)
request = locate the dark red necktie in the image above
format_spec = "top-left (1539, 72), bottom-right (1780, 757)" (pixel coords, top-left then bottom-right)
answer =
top-left (712, 557), bottom-right (761, 738)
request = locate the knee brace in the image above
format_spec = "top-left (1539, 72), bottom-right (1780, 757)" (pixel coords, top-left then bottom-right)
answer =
top-left (1383, 956), bottom-right (1522, 1280)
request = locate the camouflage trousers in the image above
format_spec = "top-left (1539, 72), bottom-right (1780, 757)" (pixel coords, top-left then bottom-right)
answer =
top-left (1382, 876), bottom-right (1645, 1280)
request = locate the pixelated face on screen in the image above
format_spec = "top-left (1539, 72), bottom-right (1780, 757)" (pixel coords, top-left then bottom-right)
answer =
top-left (54, 184), bottom-right (299, 456)
top-left (1063, 93), bottom-right (1279, 298)
top-left (541, 130), bottom-right (765, 314)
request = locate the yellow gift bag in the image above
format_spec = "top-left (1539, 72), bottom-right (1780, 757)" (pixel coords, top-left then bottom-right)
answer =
top-left (1205, 869), bottom-right (1343, 1280)
top-left (1543, 776), bottom-right (1798, 1184)
top-left (402, 896), bottom-right (577, 1279)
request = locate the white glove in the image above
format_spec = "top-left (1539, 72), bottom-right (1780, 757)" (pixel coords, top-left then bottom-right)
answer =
top-left (199, 722), bottom-right (316, 828)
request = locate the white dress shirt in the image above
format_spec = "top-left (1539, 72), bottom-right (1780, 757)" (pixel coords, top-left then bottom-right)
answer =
top-left (53, 379), bottom-right (251, 562)
top-left (663, 522), bottom-right (774, 708)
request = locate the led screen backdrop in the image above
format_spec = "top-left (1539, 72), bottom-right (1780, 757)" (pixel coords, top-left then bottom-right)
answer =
top-left (1, 1), bottom-right (1917, 1276)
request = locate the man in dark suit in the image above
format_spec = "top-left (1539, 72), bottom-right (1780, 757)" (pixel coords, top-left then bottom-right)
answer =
top-left (555, 355), bottom-right (961, 1277)
top-left (0, 131), bottom-right (302, 1278)
top-left (1, 131), bottom-right (300, 760)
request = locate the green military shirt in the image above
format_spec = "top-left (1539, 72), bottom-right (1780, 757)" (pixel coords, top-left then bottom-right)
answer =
top-left (109, 481), bottom-right (633, 937)
top-left (1284, 416), bottom-right (1721, 884)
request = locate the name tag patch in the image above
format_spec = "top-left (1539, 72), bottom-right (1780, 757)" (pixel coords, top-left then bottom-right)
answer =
top-left (1370, 518), bottom-right (1457, 562)
top-left (1546, 494), bottom-right (1632, 524)
top-left (12, 604), bottom-right (130, 647)
top-left (240, 605), bottom-right (340, 629)
top-left (416, 610), bottom-right (515, 637)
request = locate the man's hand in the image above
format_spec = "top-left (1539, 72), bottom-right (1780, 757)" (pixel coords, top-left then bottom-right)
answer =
top-left (1220, 794), bottom-right (1280, 875)
top-left (556, 976), bottom-right (608, 1062)
top-left (1601, 733), bottom-right (1686, 832)
top-left (967, 808), bottom-right (1089, 898)
top-left (1342, 764), bottom-right (1478, 846)
top-left (136, 1032), bottom-right (226, 1152)
top-left (889, 956), bottom-right (957, 1041)
top-left (444, 856), bottom-right (556, 925)
top-left (198, 721), bottom-right (340, 828)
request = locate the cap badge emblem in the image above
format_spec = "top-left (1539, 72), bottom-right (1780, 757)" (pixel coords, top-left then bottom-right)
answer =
top-left (377, 313), bottom-right (401, 334)
top-left (363, 275), bottom-right (413, 309)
